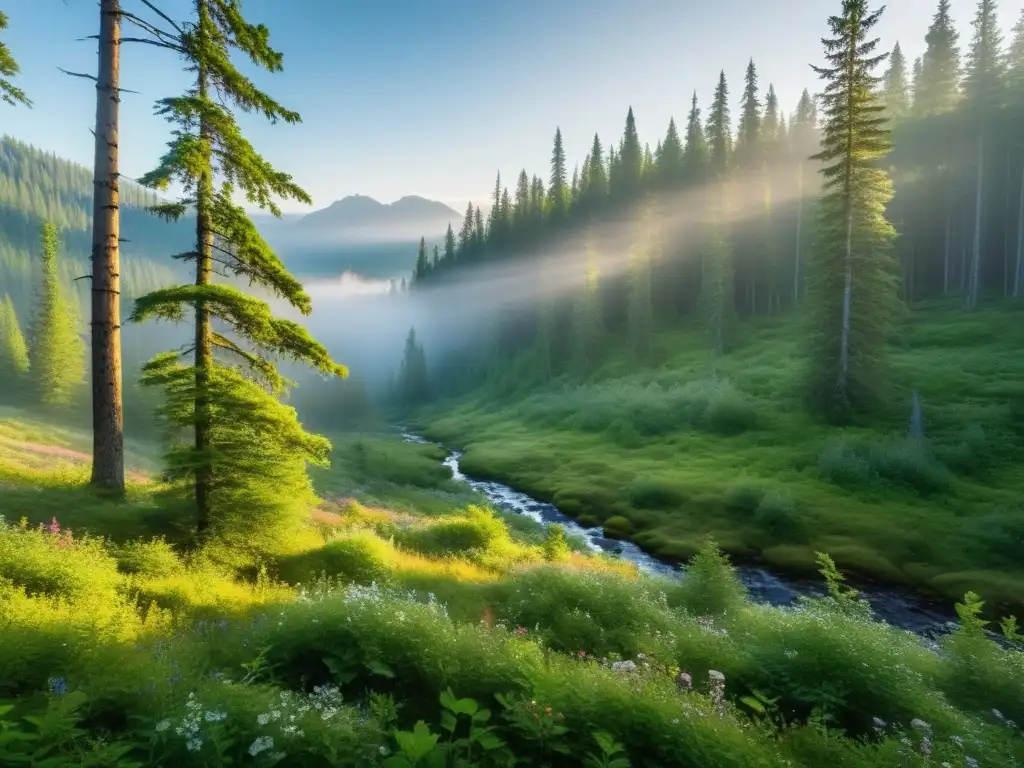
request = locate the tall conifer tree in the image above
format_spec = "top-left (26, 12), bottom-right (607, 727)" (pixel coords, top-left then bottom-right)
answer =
top-left (29, 223), bottom-right (86, 409)
top-left (916, 0), bottom-right (961, 116)
top-left (682, 92), bottom-right (709, 183)
top-left (736, 59), bottom-right (762, 169)
top-left (806, 0), bottom-right (898, 420)
top-left (133, 0), bottom-right (346, 543)
top-left (658, 118), bottom-right (684, 188)
top-left (0, 293), bottom-right (29, 391)
top-left (549, 127), bottom-right (568, 219)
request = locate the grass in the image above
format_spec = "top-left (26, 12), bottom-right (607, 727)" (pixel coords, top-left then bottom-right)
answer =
top-left (418, 303), bottom-right (1024, 616)
top-left (0, 408), bottom-right (1022, 766)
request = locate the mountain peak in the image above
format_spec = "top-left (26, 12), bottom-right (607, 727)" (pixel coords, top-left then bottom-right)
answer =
top-left (298, 194), bottom-right (460, 241)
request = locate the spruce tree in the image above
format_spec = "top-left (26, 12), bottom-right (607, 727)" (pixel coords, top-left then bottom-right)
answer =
top-left (0, 293), bottom-right (29, 392)
top-left (613, 107), bottom-right (643, 201)
top-left (514, 170), bottom-right (530, 222)
top-left (882, 42), bottom-right (910, 120)
top-left (29, 223), bottom-right (86, 409)
top-left (0, 11), bottom-right (30, 107)
top-left (806, 0), bottom-right (898, 420)
top-left (549, 127), bottom-right (568, 219)
top-left (443, 222), bottom-right (456, 264)
top-left (414, 237), bottom-right (429, 283)
top-left (458, 202), bottom-right (475, 253)
top-left (963, 0), bottom-right (1004, 312)
top-left (132, 0), bottom-right (346, 544)
top-left (916, 0), bottom-right (961, 116)
top-left (585, 133), bottom-right (608, 206)
top-left (682, 92), bottom-right (709, 183)
top-left (736, 59), bottom-right (762, 169)
top-left (658, 118), bottom-right (684, 188)
top-left (706, 72), bottom-right (732, 178)
top-left (762, 85), bottom-right (781, 146)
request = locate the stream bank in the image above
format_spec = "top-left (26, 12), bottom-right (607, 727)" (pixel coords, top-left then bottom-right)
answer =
top-left (401, 433), bottom-right (960, 639)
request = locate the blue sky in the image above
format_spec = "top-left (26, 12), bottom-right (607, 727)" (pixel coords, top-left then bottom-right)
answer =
top-left (2, 0), bottom-right (1017, 213)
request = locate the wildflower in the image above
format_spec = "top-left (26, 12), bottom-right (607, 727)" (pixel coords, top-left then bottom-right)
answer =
top-left (204, 710), bottom-right (226, 723)
top-left (965, 759), bottom-right (978, 768)
top-left (47, 517), bottom-right (60, 535)
top-left (47, 676), bottom-right (68, 696)
top-left (155, 719), bottom-right (171, 732)
top-left (257, 713), bottom-right (271, 726)
top-left (950, 735), bottom-right (963, 748)
top-left (611, 660), bottom-right (637, 673)
top-left (544, 707), bottom-right (552, 715)
top-left (249, 735), bottom-right (274, 757)
top-left (910, 718), bottom-right (931, 732)
top-left (992, 708), bottom-right (1005, 722)
top-left (919, 737), bottom-right (932, 757)
top-left (676, 671), bottom-right (693, 692)
top-left (186, 738), bottom-right (203, 752)
top-left (515, 626), bottom-right (527, 636)
top-left (872, 716), bottom-right (887, 734)
top-left (577, 650), bottom-right (586, 658)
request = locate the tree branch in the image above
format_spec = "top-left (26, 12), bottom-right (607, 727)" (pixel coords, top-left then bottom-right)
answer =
top-left (58, 67), bottom-right (97, 83)
top-left (135, 0), bottom-right (183, 34)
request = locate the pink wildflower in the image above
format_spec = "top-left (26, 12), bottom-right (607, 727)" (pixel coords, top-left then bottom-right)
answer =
top-left (47, 517), bottom-right (60, 535)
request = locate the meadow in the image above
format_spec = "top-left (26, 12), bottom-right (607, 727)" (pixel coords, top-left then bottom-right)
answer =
top-left (419, 302), bottom-right (1024, 616)
top-left (1, 407), bottom-right (1023, 767)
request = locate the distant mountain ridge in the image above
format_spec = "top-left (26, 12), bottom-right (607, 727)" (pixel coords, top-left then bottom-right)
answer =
top-left (296, 194), bottom-right (461, 241)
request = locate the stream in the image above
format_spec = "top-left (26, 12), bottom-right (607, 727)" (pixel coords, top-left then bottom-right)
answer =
top-left (401, 433), bottom-right (961, 640)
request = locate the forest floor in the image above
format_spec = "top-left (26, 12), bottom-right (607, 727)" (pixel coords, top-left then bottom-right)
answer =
top-left (418, 300), bottom-right (1024, 616)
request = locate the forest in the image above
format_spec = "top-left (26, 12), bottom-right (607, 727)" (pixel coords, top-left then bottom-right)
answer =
top-left (0, 1), bottom-right (1023, 767)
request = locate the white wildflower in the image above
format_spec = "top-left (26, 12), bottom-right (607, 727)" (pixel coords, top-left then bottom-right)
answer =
top-left (204, 710), bottom-right (226, 723)
top-left (249, 735), bottom-right (274, 757)
top-left (965, 759), bottom-right (979, 768)
top-left (910, 718), bottom-right (931, 732)
top-left (154, 719), bottom-right (171, 733)
top-left (257, 713), bottom-right (271, 726)
top-left (186, 738), bottom-right (203, 752)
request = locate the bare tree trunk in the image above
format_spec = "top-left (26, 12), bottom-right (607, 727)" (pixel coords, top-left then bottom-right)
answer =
top-left (1015, 160), bottom-right (1024, 299)
top-left (1005, 146), bottom-right (1012, 297)
top-left (965, 132), bottom-right (984, 312)
top-left (89, 0), bottom-right (124, 494)
top-left (837, 206), bottom-right (853, 404)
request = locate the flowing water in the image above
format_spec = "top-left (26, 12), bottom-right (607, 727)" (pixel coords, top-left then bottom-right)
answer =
top-left (402, 433), bottom-right (961, 640)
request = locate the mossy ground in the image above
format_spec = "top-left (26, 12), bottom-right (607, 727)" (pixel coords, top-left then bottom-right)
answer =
top-left (419, 302), bottom-right (1024, 616)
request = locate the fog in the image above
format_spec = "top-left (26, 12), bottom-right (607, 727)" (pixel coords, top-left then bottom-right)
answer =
top-left (273, 159), bottom-right (818, 394)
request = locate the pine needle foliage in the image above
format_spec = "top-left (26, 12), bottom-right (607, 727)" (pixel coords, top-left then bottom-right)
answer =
top-left (0, 11), bottom-right (29, 107)
top-left (806, 0), bottom-right (899, 422)
top-left (28, 223), bottom-right (85, 408)
top-left (133, 0), bottom-right (346, 542)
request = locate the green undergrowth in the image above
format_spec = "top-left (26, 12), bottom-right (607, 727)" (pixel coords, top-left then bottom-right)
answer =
top-left (419, 304), bottom-right (1024, 616)
top-left (1, 503), bottom-right (1022, 767)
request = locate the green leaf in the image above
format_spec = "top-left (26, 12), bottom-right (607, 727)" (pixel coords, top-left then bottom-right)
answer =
top-left (382, 757), bottom-right (415, 768)
top-left (394, 721), bottom-right (439, 762)
top-left (471, 708), bottom-right (491, 724)
top-left (440, 710), bottom-right (457, 734)
top-left (365, 659), bottom-right (396, 678)
top-left (740, 696), bottom-right (766, 714)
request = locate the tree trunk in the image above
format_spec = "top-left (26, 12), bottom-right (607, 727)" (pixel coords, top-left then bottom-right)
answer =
top-left (965, 131), bottom-right (985, 312)
top-left (1015, 160), bottom-right (1024, 299)
top-left (194, 6), bottom-right (214, 535)
top-left (837, 204), bottom-right (853, 405)
top-left (89, 0), bottom-right (124, 494)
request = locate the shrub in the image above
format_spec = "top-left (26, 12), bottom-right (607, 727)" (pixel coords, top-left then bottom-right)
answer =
top-left (542, 524), bottom-right (571, 562)
top-left (667, 540), bottom-right (746, 617)
top-left (0, 520), bottom-right (120, 601)
top-left (723, 483), bottom-right (765, 515)
top-left (817, 435), bottom-right (954, 495)
top-left (402, 505), bottom-right (509, 557)
top-left (602, 516), bottom-right (633, 538)
top-left (627, 477), bottom-right (684, 509)
top-left (276, 533), bottom-right (393, 586)
top-left (754, 491), bottom-right (803, 539)
top-left (113, 536), bottom-right (183, 578)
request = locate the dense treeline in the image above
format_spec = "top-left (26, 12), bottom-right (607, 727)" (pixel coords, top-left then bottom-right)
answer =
top-left (408, 0), bottom-right (1024, 417)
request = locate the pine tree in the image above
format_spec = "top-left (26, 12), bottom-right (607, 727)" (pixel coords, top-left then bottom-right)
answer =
top-left (549, 127), bottom-right (568, 219)
top-left (0, 11), bottom-right (30, 107)
top-left (882, 42), bottom-right (910, 119)
top-left (658, 118), bottom-right (684, 188)
top-left (585, 133), bottom-right (607, 207)
top-left (29, 223), bottom-right (86, 408)
top-left (489, 171), bottom-right (503, 237)
top-left (916, 0), bottom-right (961, 116)
top-left (706, 72), bottom-right (732, 178)
top-left (682, 92), bottom-right (709, 183)
top-left (762, 84), bottom-right (781, 146)
top-left (132, 0), bottom-right (346, 543)
top-left (458, 202), bottom-right (475, 253)
top-left (0, 293), bottom-right (29, 391)
top-left (963, 0), bottom-right (1004, 312)
top-left (397, 327), bottom-right (429, 407)
top-left (613, 107), bottom-right (643, 200)
top-left (514, 170), bottom-right (530, 223)
top-left (806, 0), bottom-right (898, 420)
top-left (443, 222), bottom-right (456, 264)
top-left (736, 59), bottom-right (762, 169)
top-left (414, 236), bottom-right (429, 283)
